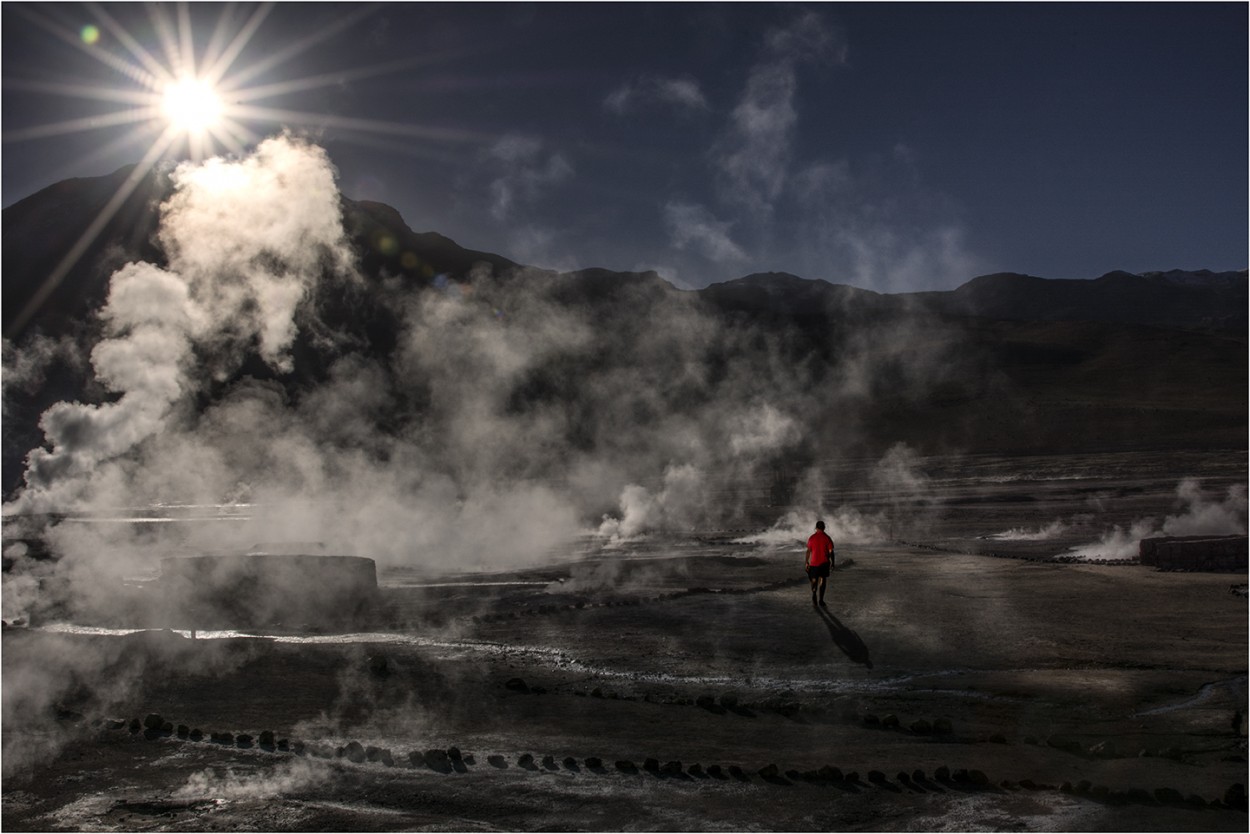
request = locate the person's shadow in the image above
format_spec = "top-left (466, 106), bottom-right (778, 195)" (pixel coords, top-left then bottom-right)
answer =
top-left (816, 606), bottom-right (873, 668)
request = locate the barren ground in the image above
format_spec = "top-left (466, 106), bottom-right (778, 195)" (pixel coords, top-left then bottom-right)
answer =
top-left (3, 452), bottom-right (1247, 831)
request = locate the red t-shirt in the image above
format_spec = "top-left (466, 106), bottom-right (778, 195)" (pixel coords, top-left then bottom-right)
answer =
top-left (806, 530), bottom-right (834, 566)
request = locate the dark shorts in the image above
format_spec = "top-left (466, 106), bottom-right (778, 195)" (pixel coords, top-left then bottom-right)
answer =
top-left (806, 562), bottom-right (830, 579)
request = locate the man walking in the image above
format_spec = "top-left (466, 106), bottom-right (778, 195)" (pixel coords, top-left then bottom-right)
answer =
top-left (805, 520), bottom-right (835, 607)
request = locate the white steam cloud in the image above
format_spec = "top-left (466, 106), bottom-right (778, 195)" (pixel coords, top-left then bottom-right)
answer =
top-left (16, 136), bottom-right (352, 512)
top-left (1068, 479), bottom-right (1247, 560)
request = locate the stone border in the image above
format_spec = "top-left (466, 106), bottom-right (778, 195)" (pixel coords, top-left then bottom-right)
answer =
top-left (94, 712), bottom-right (1248, 812)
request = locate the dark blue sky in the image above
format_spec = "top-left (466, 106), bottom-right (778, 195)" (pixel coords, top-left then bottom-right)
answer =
top-left (3, 3), bottom-right (1246, 291)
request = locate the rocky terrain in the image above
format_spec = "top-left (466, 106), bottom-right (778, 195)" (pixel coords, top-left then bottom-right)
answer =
top-left (3, 452), bottom-right (1246, 831)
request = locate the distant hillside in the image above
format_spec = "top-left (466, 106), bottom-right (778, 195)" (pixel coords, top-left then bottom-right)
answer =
top-left (2, 166), bottom-right (1245, 499)
top-left (911, 269), bottom-right (1247, 332)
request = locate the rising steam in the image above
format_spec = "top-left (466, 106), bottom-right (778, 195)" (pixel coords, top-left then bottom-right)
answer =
top-left (1068, 479), bottom-right (1248, 560)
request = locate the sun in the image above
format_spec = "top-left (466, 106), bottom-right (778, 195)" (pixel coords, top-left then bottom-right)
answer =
top-left (5, 3), bottom-right (473, 338)
top-left (161, 77), bottom-right (223, 134)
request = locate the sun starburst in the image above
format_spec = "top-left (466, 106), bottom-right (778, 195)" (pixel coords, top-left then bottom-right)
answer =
top-left (3, 2), bottom-right (487, 339)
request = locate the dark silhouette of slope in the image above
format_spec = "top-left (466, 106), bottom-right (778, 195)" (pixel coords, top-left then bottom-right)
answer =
top-left (2, 164), bottom-right (168, 340)
top-left (2, 168), bottom-right (1245, 501)
top-left (912, 270), bottom-right (1247, 332)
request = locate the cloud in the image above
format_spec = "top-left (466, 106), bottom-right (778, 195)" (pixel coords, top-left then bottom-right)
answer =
top-left (655, 9), bottom-right (982, 291)
top-left (604, 75), bottom-right (709, 115)
top-left (13, 134), bottom-right (356, 513)
top-left (764, 10), bottom-right (847, 63)
top-left (663, 201), bottom-right (749, 263)
top-left (710, 12), bottom-right (844, 218)
top-left (486, 133), bottom-right (573, 221)
top-left (788, 156), bottom-right (985, 291)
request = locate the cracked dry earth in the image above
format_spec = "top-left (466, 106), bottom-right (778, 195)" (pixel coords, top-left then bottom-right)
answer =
top-left (3, 457), bottom-right (1247, 831)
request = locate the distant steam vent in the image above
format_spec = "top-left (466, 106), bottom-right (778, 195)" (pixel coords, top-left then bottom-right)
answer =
top-left (1139, 536), bottom-right (1248, 573)
top-left (158, 553), bottom-right (378, 629)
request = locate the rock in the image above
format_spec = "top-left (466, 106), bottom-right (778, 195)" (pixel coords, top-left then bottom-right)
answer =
top-left (821, 765), bottom-right (843, 782)
top-left (585, 757), bottom-right (603, 769)
top-left (696, 694), bottom-right (716, 709)
top-left (447, 747), bottom-right (462, 762)
top-left (518, 753), bottom-right (535, 768)
top-left (236, 734), bottom-right (254, 748)
top-left (728, 765), bottom-right (746, 779)
top-left (174, 724), bottom-right (189, 738)
top-left (1047, 735), bottom-right (1081, 754)
top-left (189, 728), bottom-right (203, 742)
top-left (342, 741), bottom-right (364, 762)
top-left (380, 750), bottom-right (395, 767)
top-left (591, 688), bottom-right (604, 698)
top-left (1023, 735), bottom-right (1038, 745)
top-left (1060, 781), bottom-right (1073, 793)
top-left (291, 741), bottom-right (304, 755)
top-left (862, 714), bottom-right (880, 727)
top-left (868, 770), bottom-right (887, 783)
top-left (1019, 779), bottom-right (1038, 790)
top-left (881, 714), bottom-right (900, 729)
top-left (844, 771), bottom-right (860, 784)
top-left (644, 757), bottom-right (660, 772)
top-left (1185, 794), bottom-right (1206, 808)
top-left (969, 770), bottom-right (989, 786)
top-left (687, 763), bottom-right (704, 776)
top-left (542, 755), bottom-right (557, 770)
top-left (912, 769), bottom-right (925, 783)
top-left (1075, 780), bottom-right (1091, 794)
top-left (488, 755), bottom-right (507, 768)
top-left (953, 768), bottom-right (970, 784)
top-left (1126, 788), bottom-right (1154, 804)
top-left (161, 721), bottom-right (173, 734)
top-left (259, 730), bottom-right (275, 748)
top-left (934, 766), bottom-right (951, 782)
top-left (897, 771), bottom-right (912, 784)
top-left (424, 749), bottom-right (451, 771)
top-left (105, 719), bottom-right (127, 731)
top-left (367, 655), bottom-right (390, 677)
top-left (217, 732), bottom-right (234, 746)
top-left (989, 733), bottom-right (1007, 744)
top-left (1091, 785), bottom-right (1109, 800)
top-left (662, 760), bottom-right (683, 775)
top-left (564, 756), bottom-right (579, 769)
top-left (365, 745), bottom-right (384, 762)
top-left (909, 719), bottom-right (933, 735)
top-left (615, 760), bottom-right (637, 772)
top-left (1154, 787), bottom-right (1184, 805)
top-left (1224, 783), bottom-right (1247, 811)
top-left (719, 694), bottom-right (739, 709)
top-left (143, 714), bottom-right (164, 730)
top-left (504, 678), bottom-right (529, 693)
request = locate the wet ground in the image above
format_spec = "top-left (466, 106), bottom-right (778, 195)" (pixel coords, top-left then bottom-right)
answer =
top-left (3, 451), bottom-right (1247, 831)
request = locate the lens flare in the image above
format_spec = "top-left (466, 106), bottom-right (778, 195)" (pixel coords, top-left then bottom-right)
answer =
top-left (80, 24), bottom-right (100, 45)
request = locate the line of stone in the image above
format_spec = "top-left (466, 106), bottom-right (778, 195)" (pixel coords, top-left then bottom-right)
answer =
top-left (96, 713), bottom-right (1247, 812)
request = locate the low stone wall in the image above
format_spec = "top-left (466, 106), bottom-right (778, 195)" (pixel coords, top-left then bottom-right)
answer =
top-left (158, 553), bottom-right (378, 628)
top-left (1139, 536), bottom-right (1248, 573)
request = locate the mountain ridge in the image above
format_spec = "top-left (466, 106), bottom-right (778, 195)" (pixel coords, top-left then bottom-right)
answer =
top-left (3, 164), bottom-right (1245, 341)
top-left (2, 165), bottom-right (1245, 500)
